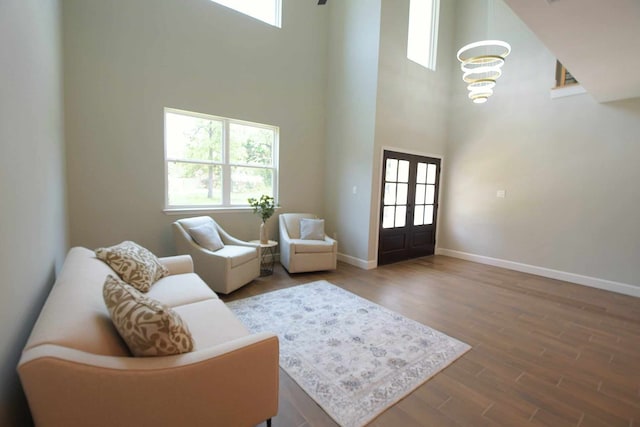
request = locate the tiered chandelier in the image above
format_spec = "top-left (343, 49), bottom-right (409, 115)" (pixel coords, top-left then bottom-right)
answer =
top-left (456, 0), bottom-right (511, 104)
top-left (457, 40), bottom-right (511, 104)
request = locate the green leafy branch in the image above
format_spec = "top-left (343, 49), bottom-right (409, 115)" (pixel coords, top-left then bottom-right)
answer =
top-left (248, 195), bottom-right (276, 223)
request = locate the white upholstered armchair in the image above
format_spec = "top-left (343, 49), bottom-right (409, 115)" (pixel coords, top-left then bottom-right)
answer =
top-left (173, 216), bottom-right (260, 294)
top-left (279, 213), bottom-right (337, 273)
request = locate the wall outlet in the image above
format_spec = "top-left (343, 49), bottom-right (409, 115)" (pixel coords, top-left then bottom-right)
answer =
top-left (496, 190), bottom-right (506, 198)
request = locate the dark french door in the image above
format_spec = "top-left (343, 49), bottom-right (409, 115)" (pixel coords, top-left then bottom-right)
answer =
top-left (377, 150), bottom-right (441, 265)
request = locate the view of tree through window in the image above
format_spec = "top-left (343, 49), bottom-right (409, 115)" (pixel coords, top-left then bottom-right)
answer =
top-left (165, 109), bottom-right (278, 208)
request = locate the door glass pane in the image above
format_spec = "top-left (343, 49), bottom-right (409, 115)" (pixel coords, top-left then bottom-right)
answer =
top-left (424, 205), bottom-right (434, 225)
top-left (398, 160), bottom-right (410, 182)
top-left (415, 184), bottom-right (425, 204)
top-left (395, 206), bottom-right (407, 227)
top-left (396, 183), bottom-right (408, 205)
top-left (416, 162), bottom-right (427, 184)
top-left (383, 206), bottom-right (395, 228)
top-left (426, 163), bottom-right (437, 184)
top-left (385, 159), bottom-right (398, 182)
top-left (384, 183), bottom-right (397, 205)
top-left (414, 205), bottom-right (424, 225)
top-left (426, 184), bottom-right (435, 204)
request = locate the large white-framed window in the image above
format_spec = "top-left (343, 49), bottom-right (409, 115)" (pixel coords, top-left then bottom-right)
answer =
top-left (164, 108), bottom-right (278, 210)
top-left (210, 0), bottom-right (282, 28)
top-left (407, 0), bottom-right (440, 70)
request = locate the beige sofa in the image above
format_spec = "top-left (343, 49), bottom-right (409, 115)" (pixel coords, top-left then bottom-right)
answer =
top-left (18, 247), bottom-right (279, 427)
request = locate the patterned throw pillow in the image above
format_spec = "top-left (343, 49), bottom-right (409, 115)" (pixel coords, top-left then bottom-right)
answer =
top-left (95, 241), bottom-right (169, 292)
top-left (103, 275), bottom-right (194, 357)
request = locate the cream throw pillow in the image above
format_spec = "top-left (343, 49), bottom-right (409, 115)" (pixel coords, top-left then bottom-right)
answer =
top-left (103, 275), bottom-right (194, 357)
top-left (187, 223), bottom-right (224, 252)
top-left (95, 241), bottom-right (169, 292)
top-left (300, 218), bottom-right (325, 240)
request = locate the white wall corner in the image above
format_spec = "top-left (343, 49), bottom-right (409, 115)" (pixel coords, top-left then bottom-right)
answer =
top-left (338, 252), bottom-right (377, 270)
top-left (435, 248), bottom-right (640, 298)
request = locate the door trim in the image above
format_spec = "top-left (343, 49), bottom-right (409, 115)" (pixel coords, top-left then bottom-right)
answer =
top-left (372, 146), bottom-right (444, 266)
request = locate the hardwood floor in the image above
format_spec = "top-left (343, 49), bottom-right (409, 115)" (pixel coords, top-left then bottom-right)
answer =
top-left (221, 256), bottom-right (640, 427)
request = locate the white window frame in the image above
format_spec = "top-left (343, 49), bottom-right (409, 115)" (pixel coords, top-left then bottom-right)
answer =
top-left (163, 107), bottom-right (279, 212)
top-left (407, 0), bottom-right (440, 70)
top-left (210, 0), bottom-right (282, 28)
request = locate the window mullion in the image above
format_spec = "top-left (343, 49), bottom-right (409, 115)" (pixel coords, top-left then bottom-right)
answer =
top-left (222, 119), bottom-right (231, 206)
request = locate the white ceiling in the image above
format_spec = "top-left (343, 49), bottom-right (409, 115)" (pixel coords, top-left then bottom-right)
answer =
top-left (503, 0), bottom-right (640, 103)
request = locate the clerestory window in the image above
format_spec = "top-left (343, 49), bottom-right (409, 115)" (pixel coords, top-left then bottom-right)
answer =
top-left (407, 0), bottom-right (440, 70)
top-left (210, 0), bottom-right (282, 28)
top-left (555, 60), bottom-right (578, 88)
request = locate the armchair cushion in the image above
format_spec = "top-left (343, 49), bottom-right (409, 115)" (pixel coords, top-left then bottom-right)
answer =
top-left (290, 239), bottom-right (335, 254)
top-left (215, 245), bottom-right (259, 268)
top-left (103, 275), bottom-right (194, 357)
top-left (187, 223), bottom-right (224, 252)
top-left (95, 241), bottom-right (168, 292)
top-left (300, 218), bottom-right (325, 240)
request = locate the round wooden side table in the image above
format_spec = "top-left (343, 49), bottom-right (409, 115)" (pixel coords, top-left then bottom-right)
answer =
top-left (250, 240), bottom-right (278, 276)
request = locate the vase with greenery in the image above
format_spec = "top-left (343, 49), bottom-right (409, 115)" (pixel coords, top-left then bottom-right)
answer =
top-left (248, 195), bottom-right (276, 244)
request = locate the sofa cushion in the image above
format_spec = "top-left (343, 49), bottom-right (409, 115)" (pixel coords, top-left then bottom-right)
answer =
top-left (300, 218), bottom-right (325, 240)
top-left (173, 299), bottom-right (249, 350)
top-left (215, 245), bottom-right (258, 268)
top-left (95, 241), bottom-right (169, 292)
top-left (292, 239), bottom-right (334, 254)
top-left (103, 275), bottom-right (194, 357)
top-left (187, 222), bottom-right (224, 252)
top-left (146, 273), bottom-right (219, 307)
top-left (23, 247), bottom-right (131, 356)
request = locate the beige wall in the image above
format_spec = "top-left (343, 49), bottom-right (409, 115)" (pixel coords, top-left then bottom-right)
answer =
top-left (369, 0), bottom-right (456, 262)
top-left (324, 0), bottom-right (381, 263)
top-left (0, 0), bottom-right (67, 424)
top-left (63, 0), bottom-right (328, 254)
top-left (439, 0), bottom-right (640, 288)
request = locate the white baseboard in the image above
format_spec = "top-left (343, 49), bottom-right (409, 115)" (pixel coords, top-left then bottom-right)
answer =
top-left (338, 252), bottom-right (377, 270)
top-left (436, 248), bottom-right (640, 298)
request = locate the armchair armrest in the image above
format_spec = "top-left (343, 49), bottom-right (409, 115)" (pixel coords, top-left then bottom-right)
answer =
top-left (216, 226), bottom-right (260, 249)
top-left (324, 235), bottom-right (337, 248)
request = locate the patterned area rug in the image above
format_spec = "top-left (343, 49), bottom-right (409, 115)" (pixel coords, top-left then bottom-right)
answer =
top-left (227, 281), bottom-right (470, 427)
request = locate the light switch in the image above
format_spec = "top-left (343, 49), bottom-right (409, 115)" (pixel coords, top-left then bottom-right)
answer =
top-left (496, 190), bottom-right (506, 198)
top-left (352, 186), bottom-right (357, 194)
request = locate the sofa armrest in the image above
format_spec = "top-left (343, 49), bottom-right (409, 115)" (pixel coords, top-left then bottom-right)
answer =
top-left (158, 254), bottom-right (194, 275)
top-left (18, 332), bottom-right (279, 427)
